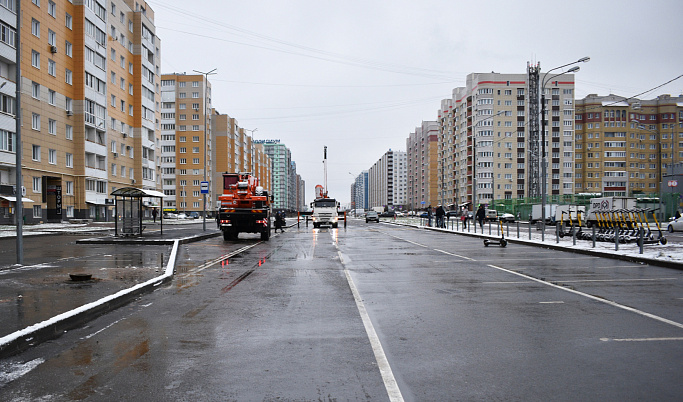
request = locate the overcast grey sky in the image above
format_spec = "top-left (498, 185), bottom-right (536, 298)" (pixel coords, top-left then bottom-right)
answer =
top-left (148, 0), bottom-right (683, 205)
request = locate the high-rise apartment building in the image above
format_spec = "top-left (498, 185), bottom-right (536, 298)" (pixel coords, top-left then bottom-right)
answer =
top-left (368, 150), bottom-right (406, 210)
top-left (350, 170), bottom-right (368, 211)
top-left (407, 121), bottom-right (438, 210)
top-left (211, 109), bottom-right (271, 209)
top-left (574, 93), bottom-right (683, 197)
top-left (159, 73), bottom-right (213, 216)
top-left (262, 141), bottom-right (300, 211)
top-left (1, 0), bottom-right (161, 224)
top-left (438, 71), bottom-right (576, 208)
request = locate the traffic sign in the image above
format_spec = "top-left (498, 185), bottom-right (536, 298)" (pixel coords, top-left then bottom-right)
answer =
top-left (200, 181), bottom-right (209, 194)
top-left (668, 180), bottom-right (678, 187)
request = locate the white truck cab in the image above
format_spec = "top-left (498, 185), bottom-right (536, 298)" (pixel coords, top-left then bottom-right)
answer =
top-left (311, 198), bottom-right (340, 228)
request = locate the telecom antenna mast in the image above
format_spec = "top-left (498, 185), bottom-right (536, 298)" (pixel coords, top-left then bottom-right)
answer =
top-left (527, 62), bottom-right (541, 199)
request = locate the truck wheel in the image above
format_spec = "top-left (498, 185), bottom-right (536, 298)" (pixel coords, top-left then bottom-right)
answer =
top-left (332, 222), bottom-right (338, 228)
top-left (223, 229), bottom-right (237, 241)
top-left (222, 230), bottom-right (231, 241)
top-left (261, 228), bottom-right (270, 241)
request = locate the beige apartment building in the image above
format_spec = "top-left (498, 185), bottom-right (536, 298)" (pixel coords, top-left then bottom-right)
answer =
top-left (437, 72), bottom-right (576, 209)
top-left (212, 109), bottom-right (271, 208)
top-left (574, 94), bottom-right (683, 197)
top-left (0, 0), bottom-right (161, 224)
top-left (406, 121), bottom-right (438, 210)
top-left (159, 73), bottom-right (214, 216)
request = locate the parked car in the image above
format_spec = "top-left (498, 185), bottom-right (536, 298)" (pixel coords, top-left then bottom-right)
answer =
top-left (499, 213), bottom-right (515, 222)
top-left (187, 211), bottom-right (200, 219)
top-left (419, 212), bottom-right (429, 219)
top-left (365, 211), bottom-right (380, 223)
top-left (380, 211), bottom-right (396, 218)
top-left (163, 212), bottom-right (178, 219)
top-left (667, 216), bottom-right (683, 233)
top-left (446, 210), bottom-right (460, 218)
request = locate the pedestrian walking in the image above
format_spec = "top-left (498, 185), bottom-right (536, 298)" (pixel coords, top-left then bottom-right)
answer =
top-left (152, 208), bottom-right (158, 223)
top-left (435, 205), bottom-right (445, 228)
top-left (461, 207), bottom-right (468, 230)
top-left (274, 211), bottom-right (283, 232)
top-left (476, 204), bottom-right (485, 231)
top-left (427, 205), bottom-right (433, 227)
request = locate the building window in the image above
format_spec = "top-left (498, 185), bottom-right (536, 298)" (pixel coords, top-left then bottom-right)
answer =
top-left (192, 125), bottom-right (199, 131)
top-left (32, 113), bottom-right (40, 130)
top-left (32, 145), bottom-right (41, 161)
top-left (31, 82), bottom-right (40, 98)
top-left (33, 205), bottom-right (42, 218)
top-left (48, 59), bottom-right (56, 76)
top-left (48, 149), bottom-right (56, 164)
top-left (48, 1), bottom-right (56, 17)
top-left (48, 29), bottom-right (56, 45)
top-left (66, 124), bottom-right (73, 140)
top-left (192, 92), bottom-right (199, 98)
top-left (31, 19), bottom-right (40, 37)
top-left (193, 158), bottom-right (199, 164)
top-left (32, 177), bottom-right (41, 193)
top-left (48, 119), bottom-right (56, 135)
top-left (65, 41), bottom-right (72, 57)
top-left (66, 153), bottom-right (73, 167)
top-left (65, 13), bottom-right (72, 29)
top-left (65, 69), bottom-right (72, 84)
top-left (32, 50), bottom-right (40, 68)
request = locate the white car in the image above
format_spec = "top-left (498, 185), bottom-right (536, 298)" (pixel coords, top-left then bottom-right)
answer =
top-left (499, 213), bottom-right (516, 222)
top-left (667, 216), bottom-right (683, 233)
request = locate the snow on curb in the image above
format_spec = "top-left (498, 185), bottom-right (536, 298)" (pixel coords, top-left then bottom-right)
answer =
top-left (390, 220), bottom-right (683, 268)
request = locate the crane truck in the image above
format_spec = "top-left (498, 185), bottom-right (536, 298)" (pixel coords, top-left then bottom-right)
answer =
top-left (216, 172), bottom-right (272, 240)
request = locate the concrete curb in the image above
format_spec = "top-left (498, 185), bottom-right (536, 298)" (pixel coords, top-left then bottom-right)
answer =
top-left (0, 232), bottom-right (220, 359)
top-left (388, 222), bottom-right (683, 270)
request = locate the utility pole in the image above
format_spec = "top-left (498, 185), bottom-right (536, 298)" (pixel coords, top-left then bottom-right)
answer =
top-left (15, 0), bottom-right (23, 264)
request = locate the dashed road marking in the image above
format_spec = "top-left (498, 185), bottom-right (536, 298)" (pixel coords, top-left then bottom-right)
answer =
top-left (434, 249), bottom-right (474, 261)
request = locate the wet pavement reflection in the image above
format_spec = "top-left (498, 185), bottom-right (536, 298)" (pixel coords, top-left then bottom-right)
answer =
top-left (0, 243), bottom-right (171, 338)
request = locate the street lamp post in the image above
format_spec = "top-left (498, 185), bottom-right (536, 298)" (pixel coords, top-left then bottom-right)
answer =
top-left (540, 57), bottom-right (589, 241)
top-left (193, 68), bottom-right (216, 231)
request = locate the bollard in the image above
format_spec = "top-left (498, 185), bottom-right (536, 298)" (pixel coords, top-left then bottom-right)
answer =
top-left (516, 221), bottom-right (519, 238)
top-left (506, 221), bottom-right (509, 238)
top-left (572, 226), bottom-right (576, 246)
top-left (556, 224), bottom-right (560, 244)
top-left (592, 225), bottom-right (596, 248)
top-left (344, 211), bottom-right (347, 228)
top-left (639, 227), bottom-right (644, 254)
top-left (528, 221), bottom-right (531, 240)
top-left (489, 221), bottom-right (492, 235)
top-left (614, 225), bottom-right (619, 251)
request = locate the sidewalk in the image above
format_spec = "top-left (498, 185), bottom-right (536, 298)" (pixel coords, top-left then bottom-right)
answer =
top-left (0, 220), bottom-right (222, 358)
top-left (389, 217), bottom-right (683, 269)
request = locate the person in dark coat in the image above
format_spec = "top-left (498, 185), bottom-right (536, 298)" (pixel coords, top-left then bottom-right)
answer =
top-left (152, 208), bottom-right (157, 223)
top-left (435, 205), bottom-right (445, 228)
top-left (274, 211), bottom-right (283, 232)
top-left (427, 205), bottom-right (433, 227)
top-left (475, 204), bottom-right (486, 231)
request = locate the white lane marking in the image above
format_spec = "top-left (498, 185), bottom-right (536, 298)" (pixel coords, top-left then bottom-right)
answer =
top-left (600, 337), bottom-right (683, 342)
top-left (0, 358), bottom-right (44, 387)
top-left (555, 278), bottom-right (678, 284)
top-left (488, 264), bottom-right (683, 330)
top-left (539, 301), bottom-right (565, 304)
top-left (339, 251), bottom-right (404, 402)
top-left (81, 317), bottom-right (126, 340)
top-left (434, 249), bottom-right (474, 261)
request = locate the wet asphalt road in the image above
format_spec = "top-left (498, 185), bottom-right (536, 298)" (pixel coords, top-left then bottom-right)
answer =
top-left (2, 220), bottom-right (683, 401)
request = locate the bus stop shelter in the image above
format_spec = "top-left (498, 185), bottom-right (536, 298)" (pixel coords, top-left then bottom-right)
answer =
top-left (110, 187), bottom-right (165, 236)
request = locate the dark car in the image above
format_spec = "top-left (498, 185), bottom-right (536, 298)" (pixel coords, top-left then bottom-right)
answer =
top-left (187, 211), bottom-right (200, 219)
top-left (380, 211), bottom-right (396, 218)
